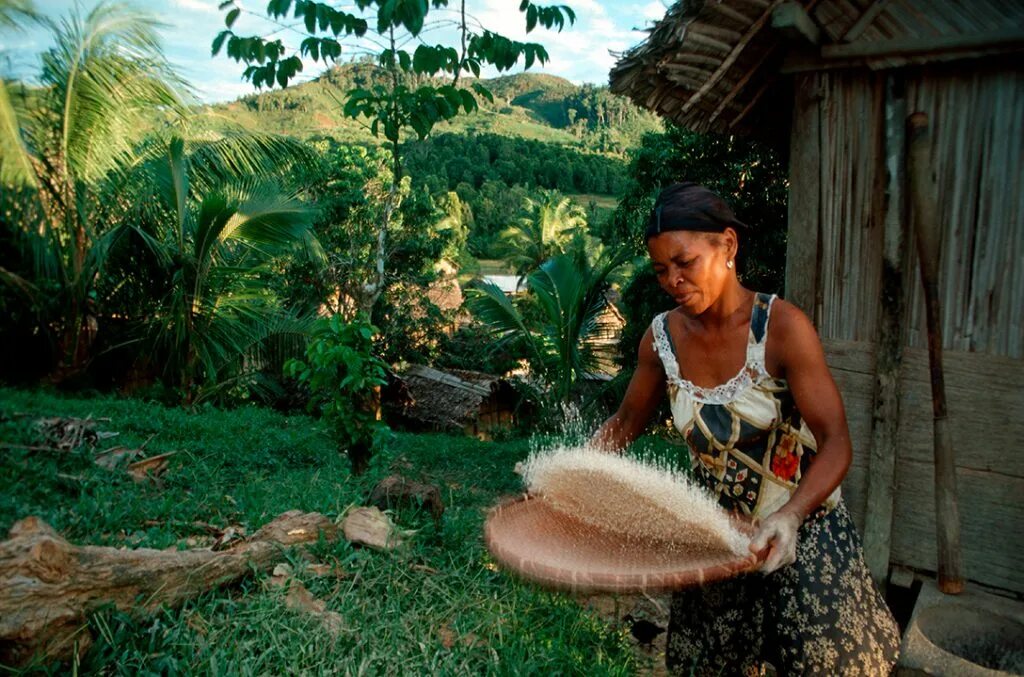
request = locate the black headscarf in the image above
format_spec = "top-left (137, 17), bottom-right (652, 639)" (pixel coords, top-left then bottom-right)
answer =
top-left (645, 182), bottom-right (748, 239)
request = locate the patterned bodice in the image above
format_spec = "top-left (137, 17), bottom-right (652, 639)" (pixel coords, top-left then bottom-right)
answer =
top-left (651, 293), bottom-right (841, 519)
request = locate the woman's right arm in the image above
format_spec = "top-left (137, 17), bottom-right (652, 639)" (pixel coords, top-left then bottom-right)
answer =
top-left (591, 326), bottom-right (666, 452)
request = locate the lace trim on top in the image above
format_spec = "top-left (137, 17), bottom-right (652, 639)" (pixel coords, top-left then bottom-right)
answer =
top-left (651, 294), bottom-right (776, 405)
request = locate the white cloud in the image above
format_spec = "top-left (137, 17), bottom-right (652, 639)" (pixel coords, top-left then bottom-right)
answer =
top-left (171, 0), bottom-right (219, 14)
top-left (641, 1), bottom-right (669, 20)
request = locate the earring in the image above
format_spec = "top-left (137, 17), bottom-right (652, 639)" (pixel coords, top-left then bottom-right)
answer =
top-left (726, 260), bottom-right (734, 269)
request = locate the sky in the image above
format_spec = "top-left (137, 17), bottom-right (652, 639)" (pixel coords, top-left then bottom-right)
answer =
top-left (3, 0), bottom-right (670, 103)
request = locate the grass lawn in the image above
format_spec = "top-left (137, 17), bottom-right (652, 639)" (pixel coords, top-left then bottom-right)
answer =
top-left (0, 388), bottom-right (648, 675)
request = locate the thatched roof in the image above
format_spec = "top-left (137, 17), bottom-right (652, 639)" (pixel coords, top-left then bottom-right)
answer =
top-left (386, 365), bottom-right (517, 431)
top-left (610, 0), bottom-right (1024, 137)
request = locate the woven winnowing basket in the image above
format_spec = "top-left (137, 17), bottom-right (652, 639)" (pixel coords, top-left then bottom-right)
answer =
top-left (483, 448), bottom-right (761, 593)
top-left (484, 495), bottom-right (758, 593)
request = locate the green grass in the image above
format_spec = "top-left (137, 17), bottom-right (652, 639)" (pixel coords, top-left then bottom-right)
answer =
top-left (0, 388), bottom-right (643, 675)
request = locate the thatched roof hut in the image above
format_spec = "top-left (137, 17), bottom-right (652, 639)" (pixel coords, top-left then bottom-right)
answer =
top-left (384, 365), bottom-right (522, 439)
top-left (611, 1), bottom-right (1024, 595)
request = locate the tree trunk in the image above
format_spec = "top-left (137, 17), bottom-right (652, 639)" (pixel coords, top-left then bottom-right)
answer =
top-left (0, 511), bottom-right (338, 666)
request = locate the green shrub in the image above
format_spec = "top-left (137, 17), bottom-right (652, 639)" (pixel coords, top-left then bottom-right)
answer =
top-left (285, 315), bottom-right (389, 473)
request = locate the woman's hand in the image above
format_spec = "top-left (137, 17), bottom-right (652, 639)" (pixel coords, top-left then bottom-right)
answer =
top-left (749, 510), bottom-right (802, 573)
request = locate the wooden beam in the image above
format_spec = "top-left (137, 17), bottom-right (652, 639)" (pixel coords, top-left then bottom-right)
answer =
top-left (660, 62), bottom-right (717, 80)
top-left (680, 0), bottom-right (785, 115)
top-left (822, 29), bottom-right (1024, 59)
top-left (842, 0), bottom-right (892, 43)
top-left (684, 29), bottom-right (734, 53)
top-left (771, 2), bottom-right (822, 45)
top-left (783, 73), bottom-right (822, 317)
top-left (729, 73), bottom-right (774, 128)
top-left (863, 73), bottom-right (908, 587)
top-left (707, 2), bottom-right (752, 26)
top-left (667, 53), bottom-right (724, 67)
top-left (706, 43), bottom-right (777, 127)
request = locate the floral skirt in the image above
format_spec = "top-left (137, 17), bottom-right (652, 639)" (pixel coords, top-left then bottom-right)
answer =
top-left (665, 501), bottom-right (900, 676)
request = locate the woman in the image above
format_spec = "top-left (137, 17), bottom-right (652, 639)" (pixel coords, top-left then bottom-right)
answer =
top-left (592, 183), bottom-right (900, 676)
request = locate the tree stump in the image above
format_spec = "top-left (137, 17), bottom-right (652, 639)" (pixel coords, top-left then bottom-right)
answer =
top-left (0, 511), bottom-right (337, 666)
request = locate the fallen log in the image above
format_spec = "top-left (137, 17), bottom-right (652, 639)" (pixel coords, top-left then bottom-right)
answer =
top-left (0, 510), bottom-right (338, 667)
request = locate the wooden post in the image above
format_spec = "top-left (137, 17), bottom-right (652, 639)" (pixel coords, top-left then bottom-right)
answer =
top-left (784, 73), bottom-right (822, 321)
top-left (863, 75), bottom-right (907, 586)
top-left (906, 112), bottom-right (965, 594)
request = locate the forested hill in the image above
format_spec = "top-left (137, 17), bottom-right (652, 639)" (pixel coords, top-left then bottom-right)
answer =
top-left (202, 65), bottom-right (662, 155)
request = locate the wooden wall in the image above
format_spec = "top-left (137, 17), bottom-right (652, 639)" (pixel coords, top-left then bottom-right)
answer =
top-left (785, 65), bottom-right (1024, 593)
top-left (827, 339), bottom-right (1024, 593)
top-left (789, 65), bottom-right (1024, 357)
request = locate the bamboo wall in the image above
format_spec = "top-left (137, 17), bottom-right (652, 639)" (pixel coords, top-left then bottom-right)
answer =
top-left (785, 64), bottom-right (1024, 593)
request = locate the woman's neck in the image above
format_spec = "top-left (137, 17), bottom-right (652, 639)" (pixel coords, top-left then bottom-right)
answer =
top-left (690, 281), bottom-right (752, 332)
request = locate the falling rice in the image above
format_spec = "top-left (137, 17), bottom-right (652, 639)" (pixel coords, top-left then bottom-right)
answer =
top-left (521, 446), bottom-right (750, 557)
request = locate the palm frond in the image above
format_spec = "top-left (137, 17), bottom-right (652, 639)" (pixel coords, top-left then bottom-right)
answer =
top-left (0, 80), bottom-right (37, 187)
top-left (467, 280), bottom-right (543, 363)
top-left (0, 0), bottom-right (37, 28)
top-left (38, 0), bottom-right (188, 185)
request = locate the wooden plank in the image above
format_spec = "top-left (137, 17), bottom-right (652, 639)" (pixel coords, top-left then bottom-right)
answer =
top-left (890, 461), bottom-right (1024, 594)
top-left (707, 2), bottom-right (753, 25)
top-left (822, 339), bottom-right (1024, 476)
top-left (862, 73), bottom-right (908, 585)
top-left (784, 73), bottom-right (822, 317)
top-left (822, 29), bottom-right (1024, 60)
top-left (680, 0), bottom-right (784, 115)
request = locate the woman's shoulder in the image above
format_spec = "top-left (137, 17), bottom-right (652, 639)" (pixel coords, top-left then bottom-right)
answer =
top-left (766, 296), bottom-right (814, 338)
top-left (765, 297), bottom-right (822, 365)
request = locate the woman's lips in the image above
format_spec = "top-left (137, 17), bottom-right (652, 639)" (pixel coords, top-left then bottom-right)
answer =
top-left (675, 291), bottom-right (697, 304)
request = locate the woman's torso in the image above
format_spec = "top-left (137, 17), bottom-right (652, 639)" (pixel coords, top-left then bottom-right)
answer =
top-left (651, 292), bottom-right (841, 520)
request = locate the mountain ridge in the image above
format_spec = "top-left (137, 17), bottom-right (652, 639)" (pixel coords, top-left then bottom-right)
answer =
top-left (200, 65), bottom-right (662, 154)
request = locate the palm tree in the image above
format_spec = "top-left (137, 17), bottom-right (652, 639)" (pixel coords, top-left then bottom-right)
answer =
top-left (0, 1), bottom-right (317, 386)
top-left (469, 240), bottom-right (629, 409)
top-left (498, 191), bottom-right (587, 278)
top-left (1, 1), bottom-right (187, 377)
top-left (112, 136), bottom-right (320, 402)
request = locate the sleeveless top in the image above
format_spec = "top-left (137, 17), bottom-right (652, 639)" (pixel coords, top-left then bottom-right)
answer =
top-left (651, 292), bottom-right (841, 520)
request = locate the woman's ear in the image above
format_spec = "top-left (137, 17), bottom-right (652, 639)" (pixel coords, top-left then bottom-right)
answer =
top-left (722, 227), bottom-right (739, 260)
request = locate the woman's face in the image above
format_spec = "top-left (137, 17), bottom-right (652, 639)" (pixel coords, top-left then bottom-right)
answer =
top-left (647, 230), bottom-right (734, 315)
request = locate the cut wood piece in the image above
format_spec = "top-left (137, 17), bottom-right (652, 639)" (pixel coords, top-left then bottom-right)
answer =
top-left (369, 474), bottom-right (444, 521)
top-left (126, 451), bottom-right (177, 482)
top-left (342, 506), bottom-right (403, 550)
top-left (93, 434), bottom-right (156, 470)
top-left (0, 510), bottom-right (338, 667)
top-left (33, 416), bottom-right (110, 451)
top-left (267, 572), bottom-right (345, 637)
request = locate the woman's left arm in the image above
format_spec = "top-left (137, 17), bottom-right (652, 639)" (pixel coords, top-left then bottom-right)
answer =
top-left (770, 299), bottom-right (852, 521)
top-left (750, 299), bottom-right (852, 571)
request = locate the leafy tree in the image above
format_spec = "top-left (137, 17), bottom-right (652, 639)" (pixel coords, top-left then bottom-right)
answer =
top-left (285, 315), bottom-right (389, 474)
top-left (214, 0), bottom-right (577, 314)
top-left (0, 2), bottom-right (320, 391)
top-left (499, 190), bottom-right (586, 277)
